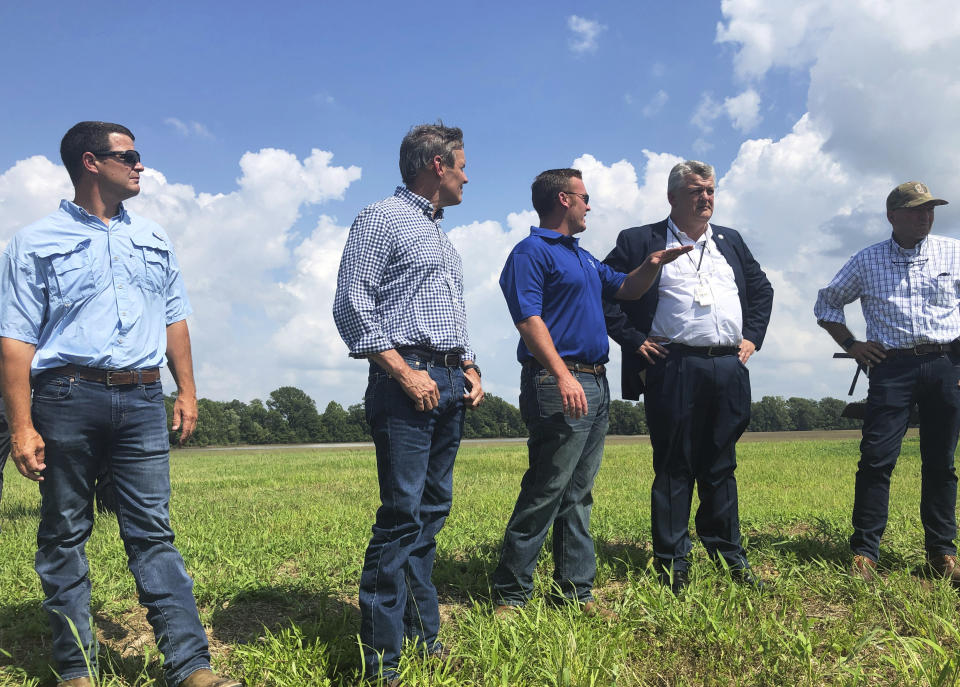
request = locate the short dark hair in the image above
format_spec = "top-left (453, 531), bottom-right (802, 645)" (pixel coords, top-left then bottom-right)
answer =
top-left (531, 168), bottom-right (582, 218)
top-left (60, 121), bottom-right (135, 185)
top-left (399, 122), bottom-right (463, 185)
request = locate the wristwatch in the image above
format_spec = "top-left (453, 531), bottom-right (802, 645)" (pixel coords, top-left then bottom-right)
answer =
top-left (840, 336), bottom-right (857, 352)
top-left (462, 363), bottom-right (481, 377)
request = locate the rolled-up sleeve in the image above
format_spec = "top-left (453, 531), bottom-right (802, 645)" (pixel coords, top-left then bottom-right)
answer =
top-left (333, 207), bottom-right (395, 356)
top-left (164, 246), bottom-right (193, 325)
top-left (815, 255), bottom-right (861, 324)
top-left (0, 249), bottom-right (44, 344)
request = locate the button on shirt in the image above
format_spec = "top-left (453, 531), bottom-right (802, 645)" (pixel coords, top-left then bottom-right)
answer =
top-left (500, 226), bottom-right (627, 364)
top-left (650, 219), bottom-right (743, 346)
top-left (815, 235), bottom-right (960, 347)
top-left (333, 186), bottom-right (474, 360)
top-left (0, 200), bottom-right (192, 373)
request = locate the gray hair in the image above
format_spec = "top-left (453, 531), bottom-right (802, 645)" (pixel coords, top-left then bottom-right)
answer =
top-left (667, 160), bottom-right (715, 195)
top-left (399, 123), bottom-right (463, 185)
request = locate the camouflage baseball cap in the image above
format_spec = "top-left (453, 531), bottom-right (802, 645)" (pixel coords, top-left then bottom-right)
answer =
top-left (886, 181), bottom-right (948, 211)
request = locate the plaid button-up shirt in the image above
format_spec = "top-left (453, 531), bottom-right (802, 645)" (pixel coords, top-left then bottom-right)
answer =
top-left (333, 186), bottom-right (474, 360)
top-left (815, 234), bottom-right (960, 347)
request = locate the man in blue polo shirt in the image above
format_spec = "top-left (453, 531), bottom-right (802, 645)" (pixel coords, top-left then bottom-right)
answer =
top-left (492, 168), bottom-right (690, 615)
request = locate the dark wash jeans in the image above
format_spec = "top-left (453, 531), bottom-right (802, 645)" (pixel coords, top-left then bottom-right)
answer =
top-left (359, 357), bottom-right (465, 681)
top-left (644, 351), bottom-right (751, 573)
top-left (31, 372), bottom-right (210, 685)
top-left (492, 365), bottom-right (610, 607)
top-left (851, 353), bottom-right (960, 561)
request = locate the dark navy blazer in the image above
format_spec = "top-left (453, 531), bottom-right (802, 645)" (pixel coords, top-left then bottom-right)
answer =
top-left (603, 219), bottom-right (774, 400)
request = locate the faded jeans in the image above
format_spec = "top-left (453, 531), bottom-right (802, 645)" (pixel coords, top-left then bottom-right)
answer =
top-left (32, 372), bottom-right (210, 685)
top-left (492, 365), bottom-right (609, 606)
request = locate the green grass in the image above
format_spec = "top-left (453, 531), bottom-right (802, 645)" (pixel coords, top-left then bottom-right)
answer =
top-left (3, 434), bottom-right (960, 685)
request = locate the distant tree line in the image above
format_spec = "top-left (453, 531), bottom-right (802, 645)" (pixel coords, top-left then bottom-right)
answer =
top-left (167, 387), bottom-right (862, 447)
top-left (608, 396), bottom-right (863, 435)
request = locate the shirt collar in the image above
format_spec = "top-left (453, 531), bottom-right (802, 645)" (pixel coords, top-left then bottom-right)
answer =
top-left (668, 217), bottom-right (712, 243)
top-left (529, 225), bottom-right (578, 247)
top-left (888, 233), bottom-right (927, 257)
top-left (395, 186), bottom-right (443, 220)
top-left (60, 199), bottom-right (129, 226)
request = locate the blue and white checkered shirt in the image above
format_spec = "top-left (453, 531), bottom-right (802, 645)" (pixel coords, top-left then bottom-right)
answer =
top-left (333, 186), bottom-right (474, 360)
top-left (815, 234), bottom-right (960, 347)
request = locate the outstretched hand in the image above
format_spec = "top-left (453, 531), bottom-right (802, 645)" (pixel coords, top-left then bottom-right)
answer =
top-left (644, 244), bottom-right (694, 267)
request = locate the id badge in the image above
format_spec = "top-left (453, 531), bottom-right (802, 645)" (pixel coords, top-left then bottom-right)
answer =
top-left (694, 283), bottom-right (714, 306)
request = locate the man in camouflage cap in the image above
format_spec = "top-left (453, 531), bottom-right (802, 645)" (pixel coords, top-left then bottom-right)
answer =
top-left (815, 181), bottom-right (960, 584)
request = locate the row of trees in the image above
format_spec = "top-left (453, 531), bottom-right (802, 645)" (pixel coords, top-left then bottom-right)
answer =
top-left (166, 387), bottom-right (862, 447)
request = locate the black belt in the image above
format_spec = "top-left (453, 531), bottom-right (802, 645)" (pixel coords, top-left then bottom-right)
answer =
top-left (885, 342), bottom-right (956, 358)
top-left (48, 365), bottom-right (161, 386)
top-left (669, 344), bottom-right (740, 357)
top-left (524, 359), bottom-right (606, 376)
top-left (396, 347), bottom-right (463, 367)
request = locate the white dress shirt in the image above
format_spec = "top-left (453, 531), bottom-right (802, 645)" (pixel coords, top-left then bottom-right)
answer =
top-left (649, 218), bottom-right (743, 346)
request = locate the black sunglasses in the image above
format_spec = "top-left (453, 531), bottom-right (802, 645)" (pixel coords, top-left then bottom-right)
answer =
top-left (562, 190), bottom-right (590, 205)
top-left (91, 149), bottom-right (141, 165)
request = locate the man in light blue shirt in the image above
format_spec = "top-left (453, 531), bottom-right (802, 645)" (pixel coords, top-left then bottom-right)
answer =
top-left (0, 122), bottom-right (237, 687)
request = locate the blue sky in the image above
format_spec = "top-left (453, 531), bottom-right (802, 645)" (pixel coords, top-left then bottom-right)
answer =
top-left (1, 1), bottom-right (958, 408)
top-left (0, 1), bottom-right (803, 216)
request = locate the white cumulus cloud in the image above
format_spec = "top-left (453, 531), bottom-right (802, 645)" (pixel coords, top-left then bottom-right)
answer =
top-left (723, 89), bottom-right (762, 132)
top-left (568, 15), bottom-right (606, 54)
top-left (692, 89), bottom-right (762, 134)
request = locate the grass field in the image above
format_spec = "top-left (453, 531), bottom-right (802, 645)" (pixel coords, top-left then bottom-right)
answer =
top-left (2, 432), bottom-right (960, 686)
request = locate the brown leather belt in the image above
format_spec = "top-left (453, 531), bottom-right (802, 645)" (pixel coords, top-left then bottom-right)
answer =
top-left (670, 343), bottom-right (740, 357)
top-left (49, 365), bottom-right (161, 386)
top-left (886, 342), bottom-right (955, 357)
top-left (525, 359), bottom-right (606, 376)
top-left (563, 360), bottom-right (605, 376)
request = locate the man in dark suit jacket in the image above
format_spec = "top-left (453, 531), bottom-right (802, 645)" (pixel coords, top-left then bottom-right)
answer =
top-left (604, 160), bottom-right (773, 592)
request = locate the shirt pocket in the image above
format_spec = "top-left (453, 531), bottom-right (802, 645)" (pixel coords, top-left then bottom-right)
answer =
top-left (920, 272), bottom-right (958, 308)
top-left (37, 239), bottom-right (97, 305)
top-left (131, 231), bottom-right (170, 294)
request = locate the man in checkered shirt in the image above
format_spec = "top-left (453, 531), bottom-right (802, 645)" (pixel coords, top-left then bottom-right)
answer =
top-left (816, 181), bottom-right (960, 585)
top-left (333, 123), bottom-right (483, 684)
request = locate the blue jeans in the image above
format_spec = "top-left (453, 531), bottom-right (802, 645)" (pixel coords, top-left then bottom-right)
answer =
top-left (851, 353), bottom-right (960, 561)
top-left (359, 357), bottom-right (465, 681)
top-left (492, 366), bottom-right (609, 607)
top-left (31, 372), bottom-right (210, 685)
top-left (644, 351), bottom-right (751, 573)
